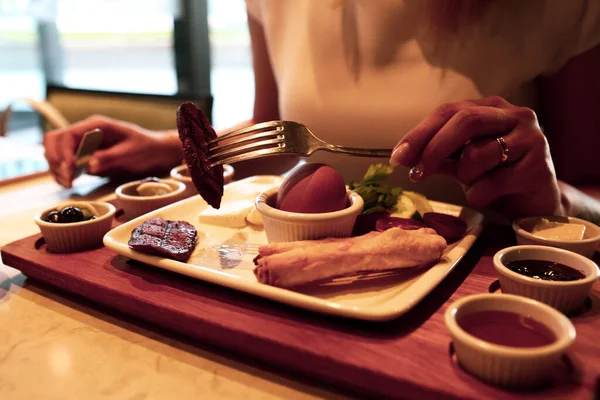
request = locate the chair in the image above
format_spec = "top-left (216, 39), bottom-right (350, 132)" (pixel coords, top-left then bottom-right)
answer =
top-left (44, 84), bottom-right (213, 132)
top-left (0, 85), bottom-right (213, 136)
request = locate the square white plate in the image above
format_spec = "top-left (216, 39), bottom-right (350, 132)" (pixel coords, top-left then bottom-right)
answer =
top-left (104, 176), bottom-right (484, 321)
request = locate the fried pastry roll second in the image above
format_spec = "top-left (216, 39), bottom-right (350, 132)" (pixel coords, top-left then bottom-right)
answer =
top-left (253, 227), bottom-right (446, 288)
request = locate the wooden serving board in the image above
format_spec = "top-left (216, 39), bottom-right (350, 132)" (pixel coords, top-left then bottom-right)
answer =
top-left (2, 226), bottom-right (600, 399)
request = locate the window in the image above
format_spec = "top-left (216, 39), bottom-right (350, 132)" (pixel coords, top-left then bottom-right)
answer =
top-left (55, 0), bottom-right (178, 95)
top-left (0, 0), bottom-right (44, 134)
top-left (208, 0), bottom-right (253, 129)
top-left (0, 0), bottom-right (255, 180)
top-left (1, 0), bottom-right (255, 135)
top-left (48, 0), bottom-right (255, 129)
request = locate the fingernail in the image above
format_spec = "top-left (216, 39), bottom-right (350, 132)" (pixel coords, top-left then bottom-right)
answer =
top-left (59, 161), bottom-right (70, 180)
top-left (56, 175), bottom-right (71, 189)
top-left (88, 158), bottom-right (98, 174)
top-left (409, 163), bottom-right (425, 182)
top-left (390, 142), bottom-right (410, 166)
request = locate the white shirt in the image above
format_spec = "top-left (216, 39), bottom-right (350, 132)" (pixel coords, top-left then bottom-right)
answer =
top-left (245, 0), bottom-right (600, 204)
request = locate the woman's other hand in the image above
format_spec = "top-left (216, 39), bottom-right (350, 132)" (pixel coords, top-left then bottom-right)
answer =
top-left (43, 115), bottom-right (183, 188)
top-left (390, 96), bottom-right (563, 217)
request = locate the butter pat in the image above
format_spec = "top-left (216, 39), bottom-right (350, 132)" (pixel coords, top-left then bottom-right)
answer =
top-left (245, 207), bottom-right (263, 226)
top-left (198, 200), bottom-right (255, 228)
top-left (532, 219), bottom-right (586, 241)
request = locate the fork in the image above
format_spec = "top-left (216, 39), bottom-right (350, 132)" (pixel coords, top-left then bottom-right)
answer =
top-left (207, 121), bottom-right (392, 167)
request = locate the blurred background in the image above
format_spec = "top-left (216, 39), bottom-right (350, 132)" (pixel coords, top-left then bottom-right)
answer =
top-left (0, 0), bottom-right (253, 144)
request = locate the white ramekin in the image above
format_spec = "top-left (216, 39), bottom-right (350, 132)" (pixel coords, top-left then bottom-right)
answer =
top-left (115, 178), bottom-right (186, 220)
top-left (255, 187), bottom-right (364, 243)
top-left (513, 216), bottom-right (600, 258)
top-left (493, 245), bottom-right (599, 314)
top-left (445, 293), bottom-right (575, 388)
top-left (170, 163), bottom-right (234, 198)
top-left (35, 201), bottom-right (116, 253)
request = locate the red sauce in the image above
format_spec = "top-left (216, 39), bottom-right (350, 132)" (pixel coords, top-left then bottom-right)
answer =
top-left (458, 310), bottom-right (556, 348)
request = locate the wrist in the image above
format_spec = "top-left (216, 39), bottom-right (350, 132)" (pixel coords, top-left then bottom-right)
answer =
top-left (156, 130), bottom-right (184, 168)
top-left (558, 180), bottom-right (578, 217)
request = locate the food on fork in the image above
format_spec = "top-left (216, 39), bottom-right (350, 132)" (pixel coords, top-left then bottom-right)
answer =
top-left (276, 163), bottom-right (348, 213)
top-left (128, 217), bottom-right (198, 262)
top-left (253, 227), bottom-right (447, 288)
top-left (177, 102), bottom-right (224, 209)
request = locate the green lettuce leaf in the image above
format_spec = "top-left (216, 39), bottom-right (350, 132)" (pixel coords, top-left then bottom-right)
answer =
top-left (349, 163), bottom-right (402, 214)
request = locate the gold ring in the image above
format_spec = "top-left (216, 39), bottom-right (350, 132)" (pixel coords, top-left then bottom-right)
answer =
top-left (496, 136), bottom-right (509, 164)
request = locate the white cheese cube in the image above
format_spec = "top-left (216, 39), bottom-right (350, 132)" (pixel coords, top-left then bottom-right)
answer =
top-left (198, 200), bottom-right (255, 228)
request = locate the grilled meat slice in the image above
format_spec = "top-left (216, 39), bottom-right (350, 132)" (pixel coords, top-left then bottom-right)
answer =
top-left (128, 217), bottom-right (197, 262)
top-left (177, 102), bottom-right (224, 209)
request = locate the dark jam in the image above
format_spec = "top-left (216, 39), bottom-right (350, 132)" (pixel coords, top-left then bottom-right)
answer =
top-left (505, 259), bottom-right (585, 282)
top-left (458, 310), bottom-right (556, 348)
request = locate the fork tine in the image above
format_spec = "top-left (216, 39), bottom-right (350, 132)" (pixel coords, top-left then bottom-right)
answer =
top-left (208, 129), bottom-right (282, 151)
top-left (219, 243), bottom-right (261, 250)
top-left (208, 121), bottom-right (284, 145)
top-left (210, 147), bottom-right (287, 167)
top-left (208, 137), bottom-right (285, 161)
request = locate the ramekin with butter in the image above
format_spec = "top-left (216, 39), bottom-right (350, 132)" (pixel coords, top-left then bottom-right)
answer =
top-left (513, 216), bottom-right (600, 258)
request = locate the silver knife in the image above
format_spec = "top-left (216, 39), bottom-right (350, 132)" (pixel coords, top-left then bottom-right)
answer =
top-left (73, 128), bottom-right (103, 178)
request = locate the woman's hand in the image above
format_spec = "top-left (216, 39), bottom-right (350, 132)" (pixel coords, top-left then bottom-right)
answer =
top-left (390, 96), bottom-right (564, 218)
top-left (43, 115), bottom-right (183, 188)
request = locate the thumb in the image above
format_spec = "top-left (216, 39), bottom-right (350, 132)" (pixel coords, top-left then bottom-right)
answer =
top-left (60, 129), bottom-right (83, 168)
top-left (56, 117), bottom-right (110, 166)
top-left (87, 142), bottom-right (132, 176)
top-left (56, 129), bottom-right (86, 187)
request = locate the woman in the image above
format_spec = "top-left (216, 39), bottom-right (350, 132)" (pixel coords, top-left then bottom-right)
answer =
top-left (44, 0), bottom-right (600, 221)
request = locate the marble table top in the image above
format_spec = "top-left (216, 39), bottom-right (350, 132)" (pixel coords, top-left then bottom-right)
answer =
top-left (0, 172), bottom-right (349, 400)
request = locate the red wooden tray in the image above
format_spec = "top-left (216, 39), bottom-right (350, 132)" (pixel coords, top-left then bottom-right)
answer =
top-left (2, 226), bottom-right (599, 399)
